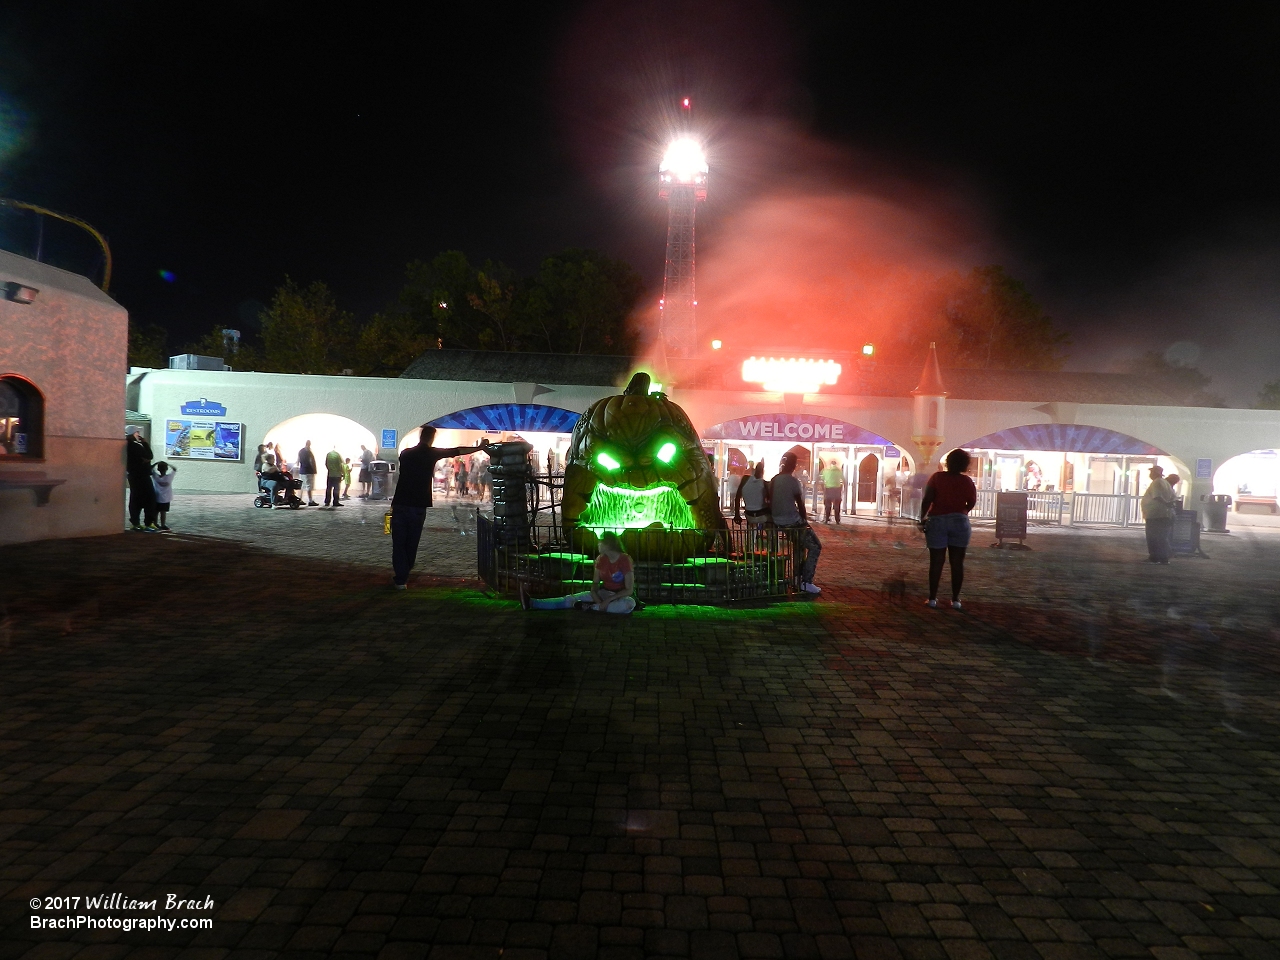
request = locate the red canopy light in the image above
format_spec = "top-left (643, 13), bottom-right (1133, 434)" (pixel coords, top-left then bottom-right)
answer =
top-left (742, 357), bottom-right (842, 394)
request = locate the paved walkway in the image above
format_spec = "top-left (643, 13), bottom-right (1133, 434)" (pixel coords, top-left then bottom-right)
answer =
top-left (1, 513), bottom-right (1278, 959)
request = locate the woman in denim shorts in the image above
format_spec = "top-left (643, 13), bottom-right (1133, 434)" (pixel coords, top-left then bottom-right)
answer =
top-left (919, 449), bottom-right (977, 610)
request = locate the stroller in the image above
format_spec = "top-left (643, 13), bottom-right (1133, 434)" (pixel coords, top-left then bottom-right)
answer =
top-left (254, 469), bottom-right (303, 509)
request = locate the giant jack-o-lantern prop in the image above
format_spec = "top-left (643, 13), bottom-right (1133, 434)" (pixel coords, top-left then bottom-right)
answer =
top-left (563, 372), bottom-right (724, 558)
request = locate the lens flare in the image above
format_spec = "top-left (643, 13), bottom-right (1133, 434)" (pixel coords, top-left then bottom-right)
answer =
top-left (158, 269), bottom-right (176, 283)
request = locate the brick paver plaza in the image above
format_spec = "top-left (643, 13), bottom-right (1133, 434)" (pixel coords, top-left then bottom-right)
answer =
top-left (1, 496), bottom-right (1278, 959)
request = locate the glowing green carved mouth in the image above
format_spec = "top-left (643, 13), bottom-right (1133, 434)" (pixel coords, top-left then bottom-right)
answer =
top-left (578, 483), bottom-right (696, 532)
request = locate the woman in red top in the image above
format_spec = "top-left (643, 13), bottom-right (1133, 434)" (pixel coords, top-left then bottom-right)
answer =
top-left (520, 531), bottom-right (637, 614)
top-left (919, 448), bottom-right (978, 610)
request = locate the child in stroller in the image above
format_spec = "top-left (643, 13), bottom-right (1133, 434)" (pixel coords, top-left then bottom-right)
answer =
top-left (255, 455), bottom-right (303, 509)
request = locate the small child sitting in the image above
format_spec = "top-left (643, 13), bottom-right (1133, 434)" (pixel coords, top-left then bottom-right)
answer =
top-left (152, 461), bottom-right (176, 531)
top-left (520, 531), bottom-right (636, 614)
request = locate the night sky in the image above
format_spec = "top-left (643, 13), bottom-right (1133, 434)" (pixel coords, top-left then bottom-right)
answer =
top-left (2, 1), bottom-right (1278, 402)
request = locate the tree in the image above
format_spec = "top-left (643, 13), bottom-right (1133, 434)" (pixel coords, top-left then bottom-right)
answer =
top-left (127, 321), bottom-right (168, 369)
top-left (399, 251), bottom-right (489, 350)
top-left (467, 267), bottom-right (522, 351)
top-left (353, 311), bottom-right (434, 377)
top-left (258, 278), bottom-right (357, 374)
top-left (1124, 352), bottom-right (1225, 407)
top-left (1255, 379), bottom-right (1280, 410)
top-left (523, 249), bottom-right (644, 355)
top-left (886, 265), bottom-right (1070, 370)
top-left (395, 247), bottom-right (645, 355)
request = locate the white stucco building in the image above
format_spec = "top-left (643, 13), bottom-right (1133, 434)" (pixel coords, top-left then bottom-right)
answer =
top-left (126, 347), bottom-right (1280, 527)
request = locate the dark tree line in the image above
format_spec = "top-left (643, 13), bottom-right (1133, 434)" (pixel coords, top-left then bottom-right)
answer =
top-left (130, 248), bottom-right (646, 376)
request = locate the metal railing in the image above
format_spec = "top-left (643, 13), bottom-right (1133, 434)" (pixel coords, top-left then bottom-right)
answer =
top-left (476, 514), bottom-right (800, 603)
top-left (1070, 493), bottom-right (1133, 526)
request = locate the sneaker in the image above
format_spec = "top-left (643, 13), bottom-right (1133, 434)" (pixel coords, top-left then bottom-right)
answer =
top-left (518, 583), bottom-right (532, 611)
top-left (393, 583), bottom-right (407, 591)
top-left (333, 502), bottom-right (343, 508)
top-left (801, 582), bottom-right (822, 595)
top-left (143, 524), bottom-right (159, 532)
top-left (308, 501), bottom-right (319, 506)
top-left (158, 524), bottom-right (171, 531)
top-left (951, 600), bottom-right (963, 611)
top-left (924, 598), bottom-right (938, 608)
top-left (130, 523), bottom-right (143, 531)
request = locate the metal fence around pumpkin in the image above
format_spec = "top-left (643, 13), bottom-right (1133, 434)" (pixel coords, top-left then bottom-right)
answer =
top-left (476, 513), bottom-right (801, 604)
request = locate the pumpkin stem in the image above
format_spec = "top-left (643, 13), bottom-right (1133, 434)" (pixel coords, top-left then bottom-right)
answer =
top-left (623, 372), bottom-right (651, 396)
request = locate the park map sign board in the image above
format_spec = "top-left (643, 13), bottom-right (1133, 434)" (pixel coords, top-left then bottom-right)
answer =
top-left (165, 420), bottom-right (243, 461)
top-left (994, 491), bottom-right (1029, 548)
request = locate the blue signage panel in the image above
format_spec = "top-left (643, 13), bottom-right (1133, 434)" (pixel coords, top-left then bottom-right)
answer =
top-left (961, 423), bottom-right (1164, 456)
top-left (884, 445), bottom-right (900, 459)
top-left (703, 414), bottom-right (894, 446)
top-left (165, 419), bottom-right (243, 461)
top-left (381, 429), bottom-right (398, 449)
top-left (179, 398), bottom-right (227, 416)
top-left (1196, 458), bottom-right (1213, 480)
top-left (429, 404), bottom-right (582, 433)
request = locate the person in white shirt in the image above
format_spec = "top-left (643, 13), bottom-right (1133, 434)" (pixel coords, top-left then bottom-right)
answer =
top-left (152, 462), bottom-right (177, 531)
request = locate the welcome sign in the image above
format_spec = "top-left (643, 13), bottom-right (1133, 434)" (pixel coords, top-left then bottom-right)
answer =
top-left (703, 414), bottom-right (893, 446)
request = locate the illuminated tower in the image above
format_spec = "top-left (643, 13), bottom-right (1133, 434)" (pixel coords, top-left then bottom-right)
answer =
top-left (658, 126), bottom-right (708, 358)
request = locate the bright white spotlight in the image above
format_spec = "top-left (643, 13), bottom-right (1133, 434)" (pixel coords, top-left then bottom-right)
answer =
top-left (660, 138), bottom-right (708, 185)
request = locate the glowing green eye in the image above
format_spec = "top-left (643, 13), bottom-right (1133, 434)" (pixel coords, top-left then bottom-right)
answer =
top-left (596, 451), bottom-right (621, 471)
top-left (656, 442), bottom-right (678, 464)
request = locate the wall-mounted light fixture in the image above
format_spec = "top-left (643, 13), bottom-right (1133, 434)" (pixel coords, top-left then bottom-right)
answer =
top-left (2, 282), bottom-right (39, 304)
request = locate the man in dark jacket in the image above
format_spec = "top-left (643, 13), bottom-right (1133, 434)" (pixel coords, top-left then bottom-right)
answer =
top-left (125, 426), bottom-right (159, 530)
top-left (297, 440), bottom-right (318, 506)
top-left (390, 425), bottom-right (489, 589)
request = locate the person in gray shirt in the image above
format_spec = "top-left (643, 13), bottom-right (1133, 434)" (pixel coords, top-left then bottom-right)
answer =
top-left (771, 451), bottom-right (822, 594)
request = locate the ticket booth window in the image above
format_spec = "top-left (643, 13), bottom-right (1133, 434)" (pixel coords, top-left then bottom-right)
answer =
top-left (0, 376), bottom-right (43, 458)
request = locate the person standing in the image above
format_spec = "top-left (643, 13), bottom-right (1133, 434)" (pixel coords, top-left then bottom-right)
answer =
top-left (358, 445), bottom-right (374, 498)
top-left (341, 458), bottom-right (352, 499)
top-left (152, 462), bottom-right (176, 530)
top-left (771, 452), bottom-right (822, 595)
top-left (297, 440), bottom-right (318, 506)
top-left (252, 444), bottom-right (266, 490)
top-left (125, 426), bottom-right (159, 531)
top-left (390, 425), bottom-right (489, 589)
top-left (733, 462), bottom-right (770, 527)
top-left (1141, 465), bottom-right (1176, 564)
top-left (821, 459), bottom-right (844, 524)
top-left (919, 449), bottom-right (978, 610)
top-left (324, 446), bottom-right (345, 507)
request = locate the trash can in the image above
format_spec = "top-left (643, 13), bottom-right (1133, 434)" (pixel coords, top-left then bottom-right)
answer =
top-left (369, 460), bottom-right (392, 500)
top-left (1204, 494), bottom-right (1230, 533)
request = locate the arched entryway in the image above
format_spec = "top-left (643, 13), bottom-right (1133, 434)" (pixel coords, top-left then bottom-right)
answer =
top-left (858, 453), bottom-right (879, 503)
top-left (411, 403), bottom-right (584, 484)
top-left (1213, 449), bottom-right (1279, 517)
top-left (959, 423), bottom-right (1180, 525)
top-left (701, 413), bottom-right (910, 517)
top-left (262, 414), bottom-right (378, 472)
